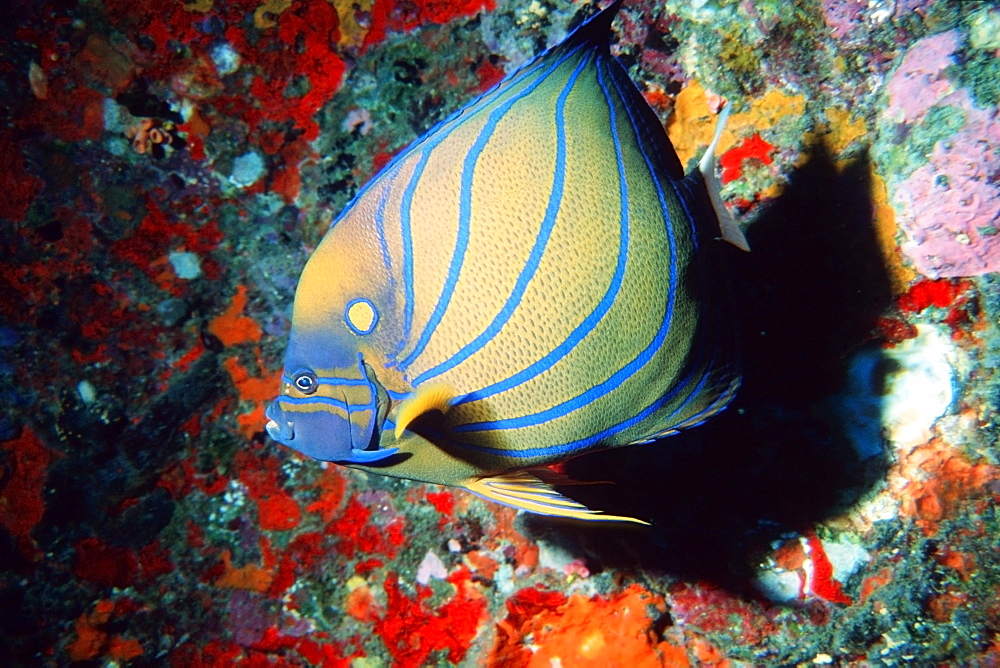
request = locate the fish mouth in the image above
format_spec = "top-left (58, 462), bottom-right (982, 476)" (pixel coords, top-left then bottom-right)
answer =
top-left (265, 401), bottom-right (293, 443)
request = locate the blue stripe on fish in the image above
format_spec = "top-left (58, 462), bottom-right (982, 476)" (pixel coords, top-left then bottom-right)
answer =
top-left (282, 374), bottom-right (370, 387)
top-left (452, 366), bottom-right (713, 458)
top-left (400, 44), bottom-right (588, 372)
top-left (279, 396), bottom-right (350, 410)
top-left (455, 52), bottom-right (636, 406)
top-left (390, 52), bottom-right (575, 365)
top-left (412, 50), bottom-right (594, 386)
top-left (454, 54), bottom-right (681, 434)
top-left (374, 175), bottom-right (397, 285)
top-left (266, 0), bottom-right (746, 523)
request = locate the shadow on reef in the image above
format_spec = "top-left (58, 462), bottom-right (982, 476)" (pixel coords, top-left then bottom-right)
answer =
top-left (528, 144), bottom-right (896, 596)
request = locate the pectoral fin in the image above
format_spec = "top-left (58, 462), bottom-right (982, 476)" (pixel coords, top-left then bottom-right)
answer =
top-left (345, 446), bottom-right (399, 464)
top-left (463, 472), bottom-right (649, 524)
top-left (394, 384), bottom-right (456, 439)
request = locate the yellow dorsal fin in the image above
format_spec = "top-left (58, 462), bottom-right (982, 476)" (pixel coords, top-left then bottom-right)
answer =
top-left (394, 384), bottom-right (455, 439)
top-left (464, 472), bottom-right (649, 524)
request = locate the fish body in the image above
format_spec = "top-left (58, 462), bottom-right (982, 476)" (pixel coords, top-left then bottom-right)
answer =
top-left (266, 0), bottom-right (746, 522)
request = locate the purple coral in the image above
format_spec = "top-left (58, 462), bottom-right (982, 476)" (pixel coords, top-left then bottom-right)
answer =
top-left (894, 95), bottom-right (1000, 278)
top-left (885, 30), bottom-right (959, 123)
top-left (884, 30), bottom-right (1000, 278)
top-left (821, 0), bottom-right (867, 42)
top-left (227, 590), bottom-right (273, 647)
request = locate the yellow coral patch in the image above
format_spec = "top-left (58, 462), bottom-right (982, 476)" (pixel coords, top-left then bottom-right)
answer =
top-left (331, 0), bottom-right (377, 48)
top-left (667, 80), bottom-right (807, 169)
top-left (214, 549), bottom-right (274, 593)
top-left (800, 107), bottom-right (869, 172)
top-left (823, 106), bottom-right (869, 156)
top-left (869, 166), bottom-right (915, 293)
top-left (254, 0), bottom-right (293, 29)
top-left (666, 80), bottom-right (717, 170)
top-left (183, 0), bottom-right (213, 12)
top-left (488, 584), bottom-right (690, 666)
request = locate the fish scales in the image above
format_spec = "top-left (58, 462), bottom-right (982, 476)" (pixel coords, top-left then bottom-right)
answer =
top-left (266, 0), bottom-right (746, 523)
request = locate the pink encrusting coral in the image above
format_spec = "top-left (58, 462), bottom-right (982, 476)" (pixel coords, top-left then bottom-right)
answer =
top-left (820, 0), bottom-right (867, 42)
top-left (884, 30), bottom-right (959, 124)
top-left (883, 30), bottom-right (1000, 278)
top-left (894, 96), bottom-right (1000, 277)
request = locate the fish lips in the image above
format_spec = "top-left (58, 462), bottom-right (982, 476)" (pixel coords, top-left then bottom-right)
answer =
top-left (265, 400), bottom-right (293, 444)
top-left (265, 398), bottom-right (351, 461)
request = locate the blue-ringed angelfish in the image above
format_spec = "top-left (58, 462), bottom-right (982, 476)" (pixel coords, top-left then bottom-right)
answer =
top-left (265, 0), bottom-right (749, 524)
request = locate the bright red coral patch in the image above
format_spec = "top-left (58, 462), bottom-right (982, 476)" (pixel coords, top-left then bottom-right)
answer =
top-left (805, 531), bottom-right (853, 605)
top-left (897, 278), bottom-right (969, 313)
top-left (375, 570), bottom-right (487, 665)
top-left (363, 0), bottom-right (496, 51)
top-left (328, 498), bottom-right (407, 559)
top-left (256, 491), bottom-right (301, 531)
top-left (720, 133), bottom-right (776, 184)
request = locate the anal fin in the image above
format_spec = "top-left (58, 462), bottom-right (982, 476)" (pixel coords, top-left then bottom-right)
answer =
top-left (464, 472), bottom-right (649, 524)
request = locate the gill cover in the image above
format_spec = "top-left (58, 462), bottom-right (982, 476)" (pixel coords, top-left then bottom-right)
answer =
top-left (265, 206), bottom-right (402, 464)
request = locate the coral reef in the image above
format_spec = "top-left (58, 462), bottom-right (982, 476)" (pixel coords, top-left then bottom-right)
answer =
top-left (1, 0), bottom-right (998, 665)
top-left (878, 30), bottom-right (1000, 278)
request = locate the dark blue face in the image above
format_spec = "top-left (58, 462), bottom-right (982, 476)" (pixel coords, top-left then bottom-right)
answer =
top-left (265, 330), bottom-right (397, 465)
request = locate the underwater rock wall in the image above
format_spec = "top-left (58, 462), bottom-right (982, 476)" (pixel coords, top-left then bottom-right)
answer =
top-left (1, 0), bottom-right (998, 664)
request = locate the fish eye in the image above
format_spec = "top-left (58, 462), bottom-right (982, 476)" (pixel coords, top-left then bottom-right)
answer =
top-left (293, 370), bottom-right (318, 394)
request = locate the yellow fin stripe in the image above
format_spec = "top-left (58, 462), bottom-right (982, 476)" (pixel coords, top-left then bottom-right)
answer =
top-left (394, 384), bottom-right (455, 439)
top-left (464, 473), bottom-right (649, 524)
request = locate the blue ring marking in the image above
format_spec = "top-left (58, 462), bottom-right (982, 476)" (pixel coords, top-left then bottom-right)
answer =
top-left (455, 52), bottom-right (632, 405)
top-left (345, 298), bottom-right (379, 335)
top-left (454, 53), bottom-right (680, 432)
top-left (413, 50), bottom-right (593, 386)
top-left (399, 44), bottom-right (588, 372)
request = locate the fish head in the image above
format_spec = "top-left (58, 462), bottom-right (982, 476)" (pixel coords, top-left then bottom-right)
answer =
top-left (266, 207), bottom-right (400, 465)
